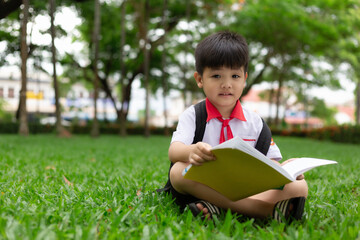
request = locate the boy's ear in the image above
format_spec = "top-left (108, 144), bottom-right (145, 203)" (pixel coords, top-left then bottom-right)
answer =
top-left (245, 72), bottom-right (248, 80)
top-left (194, 72), bottom-right (203, 88)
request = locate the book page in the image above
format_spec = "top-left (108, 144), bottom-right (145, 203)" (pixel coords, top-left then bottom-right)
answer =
top-left (281, 158), bottom-right (338, 178)
top-left (212, 137), bottom-right (289, 178)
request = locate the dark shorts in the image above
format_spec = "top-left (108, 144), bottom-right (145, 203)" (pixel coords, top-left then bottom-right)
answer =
top-left (169, 183), bottom-right (199, 211)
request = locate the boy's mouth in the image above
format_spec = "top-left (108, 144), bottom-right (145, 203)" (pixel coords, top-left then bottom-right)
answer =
top-left (219, 93), bottom-right (233, 96)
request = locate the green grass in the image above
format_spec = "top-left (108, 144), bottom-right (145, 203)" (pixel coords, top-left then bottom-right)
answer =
top-left (0, 135), bottom-right (359, 239)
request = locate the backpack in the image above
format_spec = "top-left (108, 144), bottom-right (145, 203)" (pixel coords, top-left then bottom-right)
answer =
top-left (156, 100), bottom-right (272, 193)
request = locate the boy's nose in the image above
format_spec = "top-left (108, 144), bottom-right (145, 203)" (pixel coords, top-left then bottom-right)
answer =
top-left (221, 79), bottom-right (232, 88)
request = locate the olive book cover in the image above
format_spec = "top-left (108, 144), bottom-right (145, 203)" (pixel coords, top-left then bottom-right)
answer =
top-left (182, 137), bottom-right (337, 201)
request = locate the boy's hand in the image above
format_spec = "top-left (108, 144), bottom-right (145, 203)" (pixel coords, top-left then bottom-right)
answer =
top-left (189, 142), bottom-right (216, 166)
top-left (281, 158), bottom-right (305, 180)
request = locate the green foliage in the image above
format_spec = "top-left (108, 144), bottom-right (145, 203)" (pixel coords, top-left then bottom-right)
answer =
top-left (1, 0), bottom-right (360, 129)
top-left (0, 135), bottom-right (359, 239)
top-left (0, 122), bottom-right (55, 134)
top-left (307, 125), bottom-right (360, 144)
top-left (0, 99), bottom-right (13, 122)
top-left (0, 121), bottom-right (175, 135)
top-left (230, 0), bottom-right (355, 92)
top-left (309, 98), bottom-right (337, 125)
top-left (0, 10), bottom-right (20, 67)
top-left (0, 0), bottom-right (62, 71)
top-left (273, 124), bottom-right (360, 144)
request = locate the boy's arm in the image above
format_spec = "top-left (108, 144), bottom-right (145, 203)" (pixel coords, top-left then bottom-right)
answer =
top-left (168, 141), bottom-right (216, 166)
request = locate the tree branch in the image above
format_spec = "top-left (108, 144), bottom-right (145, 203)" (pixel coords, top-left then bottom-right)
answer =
top-left (242, 51), bottom-right (274, 98)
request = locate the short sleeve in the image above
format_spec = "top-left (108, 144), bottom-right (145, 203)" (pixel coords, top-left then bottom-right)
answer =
top-left (243, 108), bottom-right (282, 160)
top-left (171, 106), bottom-right (196, 145)
top-left (266, 140), bottom-right (282, 161)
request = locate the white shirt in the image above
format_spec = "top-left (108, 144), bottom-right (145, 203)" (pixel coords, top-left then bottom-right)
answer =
top-left (171, 103), bottom-right (282, 160)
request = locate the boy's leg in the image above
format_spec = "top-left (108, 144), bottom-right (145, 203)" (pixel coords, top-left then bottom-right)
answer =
top-left (170, 162), bottom-right (274, 219)
top-left (170, 162), bottom-right (308, 219)
top-left (249, 179), bottom-right (308, 204)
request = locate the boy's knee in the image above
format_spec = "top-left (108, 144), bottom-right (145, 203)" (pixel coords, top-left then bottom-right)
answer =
top-left (292, 179), bottom-right (308, 198)
top-left (169, 162), bottom-right (186, 188)
top-left (299, 179), bottom-right (309, 197)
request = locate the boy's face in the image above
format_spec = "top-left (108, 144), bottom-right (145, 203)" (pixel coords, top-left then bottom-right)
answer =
top-left (194, 66), bottom-right (247, 115)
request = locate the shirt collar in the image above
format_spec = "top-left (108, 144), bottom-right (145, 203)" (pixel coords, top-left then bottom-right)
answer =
top-left (205, 98), bottom-right (246, 122)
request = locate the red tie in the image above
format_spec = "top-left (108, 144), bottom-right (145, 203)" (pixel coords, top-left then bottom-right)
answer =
top-left (217, 117), bottom-right (234, 144)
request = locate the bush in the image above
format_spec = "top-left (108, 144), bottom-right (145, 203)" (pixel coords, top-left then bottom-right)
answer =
top-left (0, 122), bottom-right (19, 133)
top-left (272, 125), bottom-right (360, 144)
top-left (329, 125), bottom-right (360, 144)
top-left (2, 120), bottom-right (359, 144)
top-left (0, 122), bottom-right (55, 134)
top-left (0, 121), bottom-right (175, 136)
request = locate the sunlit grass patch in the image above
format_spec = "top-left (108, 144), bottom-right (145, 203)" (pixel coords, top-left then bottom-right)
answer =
top-left (0, 135), bottom-right (359, 239)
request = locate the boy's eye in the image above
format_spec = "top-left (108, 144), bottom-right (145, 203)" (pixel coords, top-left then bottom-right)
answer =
top-left (232, 75), bottom-right (240, 78)
top-left (212, 74), bottom-right (221, 78)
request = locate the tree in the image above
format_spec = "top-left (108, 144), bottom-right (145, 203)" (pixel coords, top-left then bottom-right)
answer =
top-left (49, 0), bottom-right (70, 137)
top-left (135, 0), bottom-right (151, 137)
top-left (119, 0), bottom-right (127, 136)
top-left (228, 0), bottom-right (356, 126)
top-left (161, 0), bottom-right (169, 136)
top-left (309, 98), bottom-right (337, 125)
top-left (357, 79), bottom-right (360, 124)
top-left (2, 1), bottom-right (58, 126)
top-left (0, 0), bottom-right (89, 19)
top-left (63, 1), bottom-right (203, 131)
top-left (90, 0), bottom-right (101, 137)
top-left (182, 0), bottom-right (192, 107)
top-left (331, 4), bottom-right (360, 124)
top-left (18, 0), bottom-right (30, 136)
top-left (143, 0), bottom-right (151, 137)
top-left (0, 100), bottom-right (12, 122)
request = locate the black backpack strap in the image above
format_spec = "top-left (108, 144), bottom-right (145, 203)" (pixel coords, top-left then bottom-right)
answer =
top-left (255, 118), bottom-right (272, 156)
top-left (192, 100), bottom-right (207, 144)
top-left (157, 100), bottom-right (207, 193)
top-left (156, 162), bottom-right (174, 193)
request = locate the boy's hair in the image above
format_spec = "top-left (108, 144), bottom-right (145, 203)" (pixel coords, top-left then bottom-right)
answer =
top-left (195, 31), bottom-right (249, 76)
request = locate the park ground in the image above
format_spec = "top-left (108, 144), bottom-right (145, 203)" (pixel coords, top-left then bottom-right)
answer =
top-left (0, 135), bottom-right (359, 239)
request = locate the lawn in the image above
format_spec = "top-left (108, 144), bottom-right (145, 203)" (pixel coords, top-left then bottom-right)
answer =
top-left (0, 134), bottom-right (359, 239)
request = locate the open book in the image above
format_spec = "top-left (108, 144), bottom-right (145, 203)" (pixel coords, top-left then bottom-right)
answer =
top-left (182, 136), bottom-right (337, 201)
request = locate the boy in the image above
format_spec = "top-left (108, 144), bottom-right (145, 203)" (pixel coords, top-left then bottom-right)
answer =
top-left (167, 31), bottom-right (308, 222)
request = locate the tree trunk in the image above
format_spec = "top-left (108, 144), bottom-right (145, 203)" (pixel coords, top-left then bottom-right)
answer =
top-left (356, 79), bottom-right (360, 125)
top-left (144, 47), bottom-right (150, 138)
top-left (241, 52), bottom-right (272, 98)
top-left (303, 85), bottom-right (309, 129)
top-left (183, 0), bottom-right (191, 108)
top-left (119, 0), bottom-right (127, 136)
top-left (161, 0), bottom-right (169, 136)
top-left (18, 0), bottom-right (29, 136)
top-left (50, 0), bottom-right (69, 137)
top-left (138, 0), bottom-right (151, 138)
top-left (268, 86), bottom-right (275, 125)
top-left (274, 75), bottom-right (283, 128)
top-left (91, 0), bottom-right (101, 137)
top-left (123, 80), bottom-right (133, 121)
